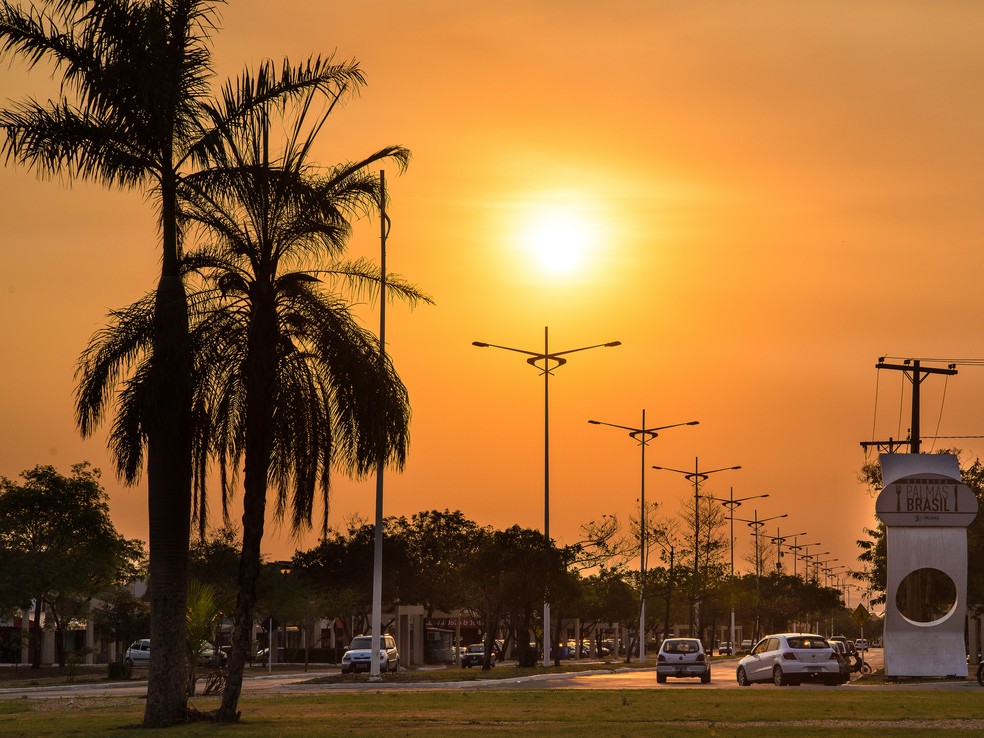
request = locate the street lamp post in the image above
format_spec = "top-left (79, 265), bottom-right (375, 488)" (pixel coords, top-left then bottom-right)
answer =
top-left (787, 539), bottom-right (819, 578)
top-left (734, 510), bottom-right (787, 642)
top-left (474, 327), bottom-right (620, 667)
top-left (704, 488), bottom-right (768, 654)
top-left (588, 412), bottom-right (698, 661)
top-left (768, 527), bottom-right (806, 574)
top-left (652, 458), bottom-right (740, 638)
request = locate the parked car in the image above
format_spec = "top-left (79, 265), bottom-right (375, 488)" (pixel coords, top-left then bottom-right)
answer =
top-left (718, 642), bottom-right (733, 656)
top-left (826, 640), bottom-right (851, 683)
top-left (198, 642), bottom-right (227, 668)
top-left (739, 639), bottom-right (753, 653)
top-left (736, 633), bottom-right (842, 687)
top-left (656, 638), bottom-right (711, 684)
top-left (340, 634), bottom-right (399, 674)
top-left (855, 639), bottom-right (869, 652)
top-left (461, 643), bottom-right (495, 668)
top-left (124, 638), bottom-right (151, 667)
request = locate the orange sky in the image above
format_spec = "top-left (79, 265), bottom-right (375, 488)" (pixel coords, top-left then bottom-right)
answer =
top-left (3, 1), bottom-right (984, 585)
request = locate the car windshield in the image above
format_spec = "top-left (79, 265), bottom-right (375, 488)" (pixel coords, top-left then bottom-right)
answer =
top-left (349, 637), bottom-right (373, 649)
top-left (468, 645), bottom-right (483, 653)
top-left (664, 640), bottom-right (700, 654)
top-left (786, 636), bottom-right (829, 649)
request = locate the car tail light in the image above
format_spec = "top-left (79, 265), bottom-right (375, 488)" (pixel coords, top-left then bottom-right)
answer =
top-left (829, 653), bottom-right (840, 661)
top-left (782, 651), bottom-right (797, 660)
top-left (657, 654), bottom-right (666, 662)
top-left (696, 653), bottom-right (705, 662)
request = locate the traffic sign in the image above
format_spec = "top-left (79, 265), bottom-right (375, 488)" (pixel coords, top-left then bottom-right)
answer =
top-left (852, 604), bottom-right (870, 626)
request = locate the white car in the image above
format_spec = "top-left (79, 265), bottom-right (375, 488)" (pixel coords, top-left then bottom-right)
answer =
top-left (736, 633), bottom-right (841, 686)
top-left (124, 638), bottom-right (151, 667)
top-left (341, 635), bottom-right (399, 674)
top-left (656, 638), bottom-right (711, 684)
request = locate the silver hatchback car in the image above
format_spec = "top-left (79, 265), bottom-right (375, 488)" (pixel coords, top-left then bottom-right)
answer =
top-left (656, 638), bottom-right (711, 684)
top-left (736, 633), bottom-right (841, 686)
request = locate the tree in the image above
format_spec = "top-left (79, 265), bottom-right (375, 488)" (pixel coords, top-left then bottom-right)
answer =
top-left (183, 86), bottom-right (425, 718)
top-left (389, 510), bottom-right (483, 616)
top-left (0, 463), bottom-right (143, 668)
top-left (184, 579), bottom-right (230, 695)
top-left (2, 1), bottom-right (367, 724)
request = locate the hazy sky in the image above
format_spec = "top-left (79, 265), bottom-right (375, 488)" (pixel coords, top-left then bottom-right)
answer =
top-left (3, 1), bottom-right (984, 586)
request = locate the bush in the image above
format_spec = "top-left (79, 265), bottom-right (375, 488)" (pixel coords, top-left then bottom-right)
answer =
top-left (107, 660), bottom-right (132, 680)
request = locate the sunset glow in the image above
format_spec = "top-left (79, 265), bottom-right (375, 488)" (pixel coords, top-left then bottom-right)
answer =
top-left (3, 0), bottom-right (984, 579)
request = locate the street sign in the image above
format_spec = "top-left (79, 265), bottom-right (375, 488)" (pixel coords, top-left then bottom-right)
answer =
top-left (852, 604), bottom-right (870, 626)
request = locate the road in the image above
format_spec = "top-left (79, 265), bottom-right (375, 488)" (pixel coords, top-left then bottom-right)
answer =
top-left (2, 648), bottom-right (978, 699)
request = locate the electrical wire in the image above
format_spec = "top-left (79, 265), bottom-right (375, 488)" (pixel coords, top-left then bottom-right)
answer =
top-left (867, 366), bottom-right (881, 459)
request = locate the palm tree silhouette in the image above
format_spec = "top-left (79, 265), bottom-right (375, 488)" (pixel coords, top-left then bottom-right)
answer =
top-left (2, 1), bottom-right (369, 724)
top-left (77, 80), bottom-right (428, 719)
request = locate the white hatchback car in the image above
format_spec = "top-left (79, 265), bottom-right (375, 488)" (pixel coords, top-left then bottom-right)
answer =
top-left (656, 638), bottom-right (711, 684)
top-left (736, 633), bottom-right (841, 686)
top-left (124, 638), bottom-right (151, 667)
top-left (340, 634), bottom-right (399, 674)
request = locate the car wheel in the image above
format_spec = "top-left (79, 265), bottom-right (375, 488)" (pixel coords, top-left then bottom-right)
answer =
top-left (736, 666), bottom-right (750, 686)
top-left (700, 670), bottom-right (711, 684)
top-left (773, 665), bottom-right (787, 686)
top-left (124, 658), bottom-right (133, 668)
top-left (656, 673), bottom-right (667, 684)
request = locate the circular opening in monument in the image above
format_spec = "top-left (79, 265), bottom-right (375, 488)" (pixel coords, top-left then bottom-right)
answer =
top-left (895, 567), bottom-right (957, 625)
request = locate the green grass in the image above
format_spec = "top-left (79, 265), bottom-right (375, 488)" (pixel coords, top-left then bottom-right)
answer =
top-left (1, 689), bottom-right (983, 736)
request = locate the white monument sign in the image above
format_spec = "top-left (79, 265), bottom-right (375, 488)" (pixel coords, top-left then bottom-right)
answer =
top-left (876, 453), bottom-right (978, 677)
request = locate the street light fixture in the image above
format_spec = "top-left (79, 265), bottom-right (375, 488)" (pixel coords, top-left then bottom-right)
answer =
top-left (786, 539), bottom-right (820, 578)
top-left (767, 528), bottom-right (806, 574)
top-left (735, 511), bottom-right (788, 579)
top-left (652, 458), bottom-right (741, 636)
top-left (703, 488), bottom-right (769, 652)
top-left (473, 327), bottom-right (620, 666)
top-left (588, 413), bottom-right (698, 661)
top-left (734, 510), bottom-right (786, 642)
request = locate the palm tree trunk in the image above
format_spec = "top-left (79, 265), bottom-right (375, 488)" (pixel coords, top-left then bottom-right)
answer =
top-left (218, 291), bottom-right (278, 722)
top-left (143, 174), bottom-right (194, 728)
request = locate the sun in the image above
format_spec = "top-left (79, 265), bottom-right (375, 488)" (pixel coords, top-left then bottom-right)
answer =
top-left (516, 200), bottom-right (602, 276)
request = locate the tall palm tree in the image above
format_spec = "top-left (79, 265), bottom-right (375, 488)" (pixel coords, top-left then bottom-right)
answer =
top-left (186, 84), bottom-right (428, 720)
top-left (77, 79), bottom-right (429, 720)
top-left (2, 0), bottom-right (368, 725)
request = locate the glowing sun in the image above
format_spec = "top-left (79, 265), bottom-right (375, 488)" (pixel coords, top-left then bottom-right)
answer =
top-left (517, 201), bottom-right (602, 276)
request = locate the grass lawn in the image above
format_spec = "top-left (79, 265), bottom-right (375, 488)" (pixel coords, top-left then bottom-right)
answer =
top-left (2, 688), bottom-right (984, 736)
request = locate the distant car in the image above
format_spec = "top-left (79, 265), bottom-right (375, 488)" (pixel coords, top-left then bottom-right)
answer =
top-left (198, 642), bottom-right (227, 668)
top-left (124, 639), bottom-right (151, 667)
top-left (718, 642), bottom-right (733, 656)
top-left (736, 633), bottom-right (842, 686)
top-left (855, 639), bottom-right (869, 652)
top-left (461, 643), bottom-right (494, 668)
top-left (656, 638), bottom-right (711, 684)
top-left (739, 639), bottom-right (753, 653)
top-left (341, 634), bottom-right (399, 674)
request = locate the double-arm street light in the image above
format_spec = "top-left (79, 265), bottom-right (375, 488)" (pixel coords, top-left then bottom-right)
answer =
top-left (588, 412), bottom-right (698, 661)
top-left (473, 327), bottom-right (620, 667)
top-left (734, 510), bottom-right (786, 642)
top-left (652, 458), bottom-right (741, 635)
top-left (736, 511), bottom-right (788, 578)
top-left (768, 527), bottom-right (806, 574)
top-left (786, 538), bottom-right (819, 578)
top-left (703, 488), bottom-right (768, 652)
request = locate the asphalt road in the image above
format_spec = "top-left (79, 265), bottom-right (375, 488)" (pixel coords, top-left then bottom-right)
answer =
top-left (2, 648), bottom-right (979, 699)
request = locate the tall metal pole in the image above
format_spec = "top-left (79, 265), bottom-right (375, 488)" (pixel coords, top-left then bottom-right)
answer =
top-left (369, 171), bottom-right (388, 680)
top-left (542, 326), bottom-right (550, 668)
top-left (588, 415), bottom-right (697, 661)
top-left (639, 409), bottom-right (646, 661)
top-left (474, 330), bottom-right (620, 668)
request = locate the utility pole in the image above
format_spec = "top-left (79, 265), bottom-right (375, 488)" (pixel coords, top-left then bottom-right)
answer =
top-left (873, 358), bottom-right (957, 453)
